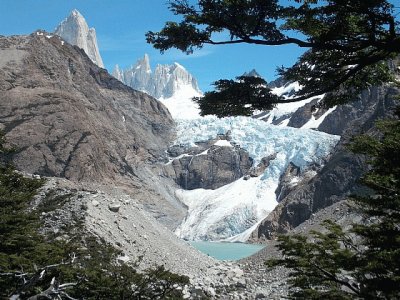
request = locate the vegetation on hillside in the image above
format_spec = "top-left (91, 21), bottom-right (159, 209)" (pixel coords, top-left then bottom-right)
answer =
top-left (0, 132), bottom-right (189, 299)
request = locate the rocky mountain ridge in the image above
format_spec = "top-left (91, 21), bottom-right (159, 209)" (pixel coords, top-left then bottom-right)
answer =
top-left (112, 54), bottom-right (201, 100)
top-left (249, 71), bottom-right (400, 241)
top-left (0, 32), bottom-right (171, 182)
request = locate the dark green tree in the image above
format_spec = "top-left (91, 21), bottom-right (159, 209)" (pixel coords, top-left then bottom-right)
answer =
top-left (146, 0), bottom-right (399, 116)
top-left (194, 75), bottom-right (279, 117)
top-left (266, 109), bottom-right (400, 299)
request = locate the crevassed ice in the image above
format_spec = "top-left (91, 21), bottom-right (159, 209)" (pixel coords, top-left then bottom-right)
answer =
top-left (175, 116), bottom-right (339, 167)
top-left (174, 116), bottom-right (340, 241)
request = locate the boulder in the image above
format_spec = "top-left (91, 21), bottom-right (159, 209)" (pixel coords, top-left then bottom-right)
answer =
top-left (108, 203), bottom-right (121, 212)
top-left (249, 153), bottom-right (277, 177)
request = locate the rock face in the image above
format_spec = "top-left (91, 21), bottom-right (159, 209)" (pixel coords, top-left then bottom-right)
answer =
top-left (318, 86), bottom-right (397, 135)
top-left (0, 33), bottom-right (172, 182)
top-left (251, 148), bottom-right (366, 240)
top-left (248, 154), bottom-right (277, 177)
top-left (112, 55), bottom-right (201, 99)
top-left (250, 82), bottom-right (399, 241)
top-left (0, 32), bottom-right (186, 229)
top-left (275, 162), bottom-right (301, 202)
top-left (112, 55), bottom-right (152, 94)
top-left (286, 98), bottom-right (327, 128)
top-left (54, 9), bottom-right (104, 68)
top-left (163, 137), bottom-right (253, 190)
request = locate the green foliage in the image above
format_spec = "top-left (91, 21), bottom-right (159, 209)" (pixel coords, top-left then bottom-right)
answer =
top-left (147, 0), bottom-right (400, 116)
top-left (267, 220), bottom-right (361, 299)
top-left (194, 75), bottom-right (279, 117)
top-left (266, 110), bottom-right (400, 299)
top-left (0, 156), bottom-right (62, 298)
top-left (36, 189), bottom-right (73, 213)
top-left (65, 237), bottom-right (189, 299)
top-left (0, 132), bottom-right (189, 299)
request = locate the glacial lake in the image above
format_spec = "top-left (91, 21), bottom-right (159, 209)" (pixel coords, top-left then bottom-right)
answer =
top-left (189, 241), bottom-right (265, 261)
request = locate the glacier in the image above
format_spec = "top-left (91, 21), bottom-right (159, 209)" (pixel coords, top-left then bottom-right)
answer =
top-left (154, 73), bottom-right (340, 241)
top-left (173, 116), bottom-right (341, 241)
top-left (114, 57), bottom-right (340, 241)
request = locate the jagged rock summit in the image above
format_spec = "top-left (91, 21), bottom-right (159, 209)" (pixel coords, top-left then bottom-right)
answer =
top-left (242, 69), bottom-right (261, 78)
top-left (113, 54), bottom-right (152, 95)
top-left (113, 54), bottom-right (202, 119)
top-left (112, 54), bottom-right (201, 99)
top-left (54, 9), bottom-right (104, 68)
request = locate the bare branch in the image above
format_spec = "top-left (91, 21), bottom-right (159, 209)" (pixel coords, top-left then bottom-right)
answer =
top-left (310, 262), bottom-right (361, 295)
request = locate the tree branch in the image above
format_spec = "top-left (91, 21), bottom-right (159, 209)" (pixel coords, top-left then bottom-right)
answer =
top-left (310, 262), bottom-right (361, 295)
top-left (206, 37), bottom-right (313, 47)
top-left (26, 277), bottom-right (78, 300)
top-left (6, 253), bottom-right (77, 299)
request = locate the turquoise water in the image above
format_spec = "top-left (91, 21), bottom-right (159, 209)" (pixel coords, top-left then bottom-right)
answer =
top-left (189, 241), bottom-right (265, 261)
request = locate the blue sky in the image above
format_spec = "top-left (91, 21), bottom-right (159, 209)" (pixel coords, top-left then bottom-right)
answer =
top-left (0, 0), bottom-right (309, 90)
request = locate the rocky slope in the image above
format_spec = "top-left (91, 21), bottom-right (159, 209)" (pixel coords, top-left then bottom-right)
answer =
top-left (250, 78), bottom-right (400, 241)
top-left (240, 200), bottom-right (361, 299)
top-left (0, 32), bottom-right (189, 232)
top-left (54, 9), bottom-right (104, 68)
top-left (0, 33), bottom-right (170, 181)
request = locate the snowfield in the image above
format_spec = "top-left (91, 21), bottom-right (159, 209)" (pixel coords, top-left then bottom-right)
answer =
top-left (159, 84), bottom-right (202, 120)
top-left (173, 116), bottom-right (341, 241)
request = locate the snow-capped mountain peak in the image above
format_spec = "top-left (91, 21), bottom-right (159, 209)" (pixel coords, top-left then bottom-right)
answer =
top-left (136, 54), bottom-right (151, 72)
top-left (113, 55), bottom-right (202, 119)
top-left (54, 9), bottom-right (104, 68)
top-left (71, 8), bottom-right (80, 17)
top-left (112, 64), bottom-right (124, 82)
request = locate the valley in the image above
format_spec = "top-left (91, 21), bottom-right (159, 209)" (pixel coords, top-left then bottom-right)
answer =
top-left (1, 5), bottom-right (399, 299)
